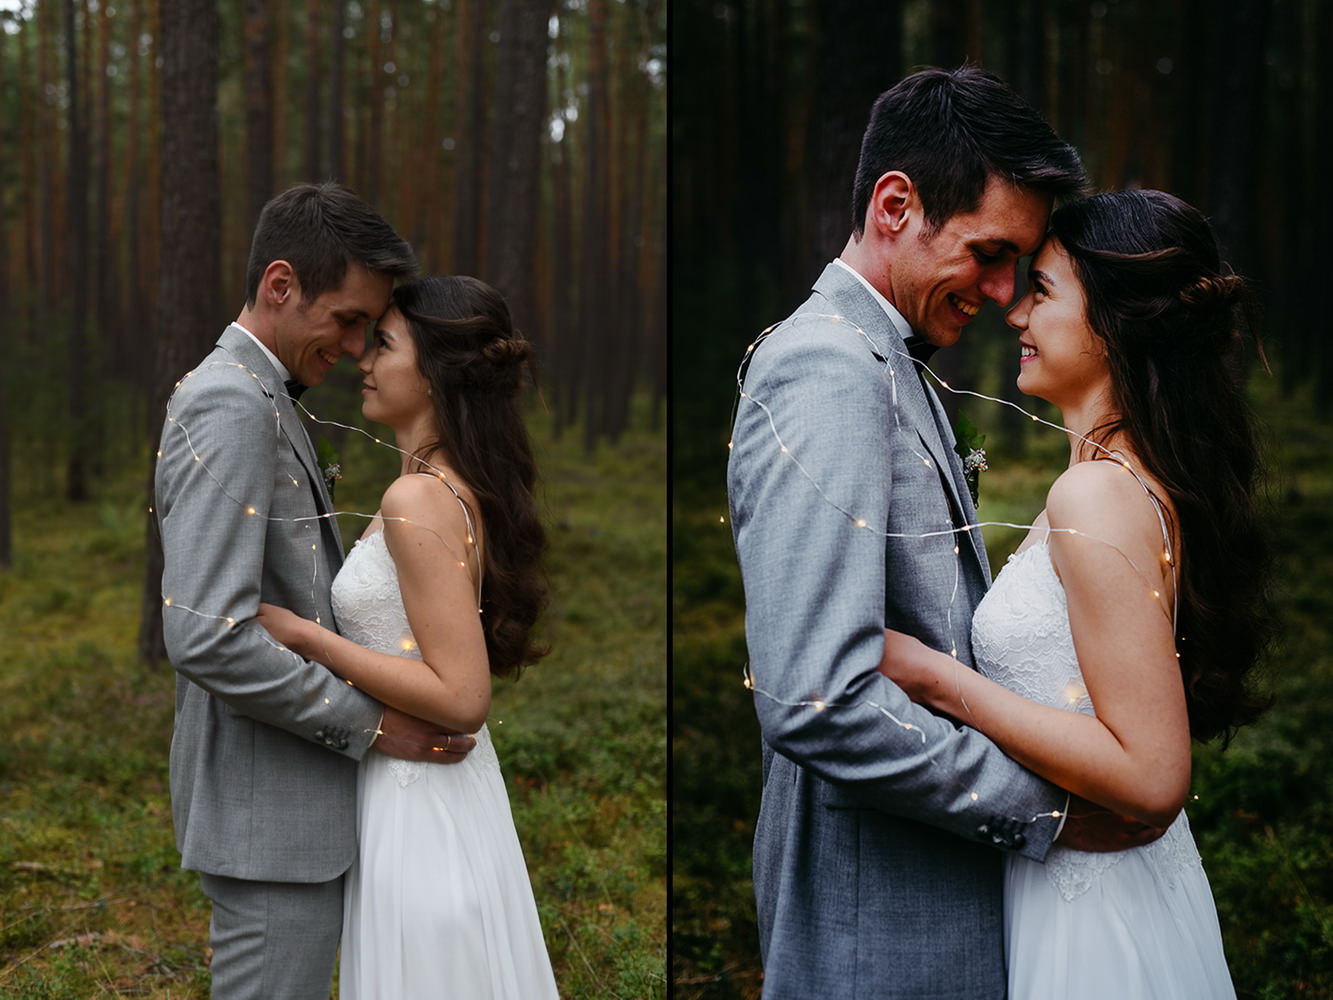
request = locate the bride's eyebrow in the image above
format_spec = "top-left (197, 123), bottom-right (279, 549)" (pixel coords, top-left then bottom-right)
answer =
top-left (1029, 267), bottom-right (1056, 287)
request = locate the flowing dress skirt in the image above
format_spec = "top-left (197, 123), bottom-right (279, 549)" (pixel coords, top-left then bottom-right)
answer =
top-left (339, 725), bottom-right (559, 999)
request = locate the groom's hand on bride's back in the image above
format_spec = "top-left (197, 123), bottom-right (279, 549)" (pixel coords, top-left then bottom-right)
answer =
top-left (374, 706), bottom-right (476, 763)
top-left (1055, 794), bottom-right (1169, 852)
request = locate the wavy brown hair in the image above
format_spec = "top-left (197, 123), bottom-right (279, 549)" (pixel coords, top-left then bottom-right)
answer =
top-left (391, 275), bottom-right (548, 678)
top-left (1050, 189), bottom-right (1272, 743)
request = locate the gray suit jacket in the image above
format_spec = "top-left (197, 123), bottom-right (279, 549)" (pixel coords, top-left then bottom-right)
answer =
top-left (727, 264), bottom-right (1065, 998)
top-left (155, 325), bottom-right (382, 883)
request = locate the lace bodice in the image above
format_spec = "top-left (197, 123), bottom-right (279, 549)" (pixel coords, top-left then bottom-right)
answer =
top-left (332, 530), bottom-right (498, 785)
top-left (972, 540), bottom-right (1201, 901)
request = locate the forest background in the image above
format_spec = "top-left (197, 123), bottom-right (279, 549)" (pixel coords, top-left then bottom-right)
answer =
top-left (673, 1), bottom-right (1333, 997)
top-left (0, 0), bottom-right (666, 996)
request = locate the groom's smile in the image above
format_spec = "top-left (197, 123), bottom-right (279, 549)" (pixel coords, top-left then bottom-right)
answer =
top-left (280, 263), bottom-right (394, 388)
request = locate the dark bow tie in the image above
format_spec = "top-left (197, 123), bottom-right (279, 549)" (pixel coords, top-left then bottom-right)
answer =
top-left (283, 378), bottom-right (308, 401)
top-left (903, 335), bottom-right (938, 365)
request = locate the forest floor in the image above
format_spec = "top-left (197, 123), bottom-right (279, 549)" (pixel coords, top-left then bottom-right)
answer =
top-left (673, 366), bottom-right (1333, 999)
top-left (0, 405), bottom-right (666, 999)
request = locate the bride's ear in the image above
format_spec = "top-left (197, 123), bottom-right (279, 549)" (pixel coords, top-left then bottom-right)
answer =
top-left (868, 171), bottom-right (917, 239)
top-left (261, 260), bottom-right (298, 308)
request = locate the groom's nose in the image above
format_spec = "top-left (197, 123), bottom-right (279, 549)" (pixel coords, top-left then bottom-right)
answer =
top-left (979, 268), bottom-right (1016, 307)
top-left (340, 328), bottom-right (368, 360)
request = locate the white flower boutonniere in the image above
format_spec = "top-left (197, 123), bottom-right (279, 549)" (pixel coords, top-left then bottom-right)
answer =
top-left (953, 411), bottom-right (987, 508)
top-left (316, 439), bottom-right (343, 501)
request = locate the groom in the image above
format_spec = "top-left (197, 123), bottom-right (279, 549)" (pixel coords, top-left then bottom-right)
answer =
top-left (155, 183), bottom-right (474, 999)
top-left (729, 69), bottom-right (1116, 998)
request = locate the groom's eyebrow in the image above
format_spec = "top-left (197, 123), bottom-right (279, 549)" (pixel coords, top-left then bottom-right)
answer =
top-left (970, 237), bottom-right (1022, 257)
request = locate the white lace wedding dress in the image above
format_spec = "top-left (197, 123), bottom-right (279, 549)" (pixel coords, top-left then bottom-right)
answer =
top-left (972, 537), bottom-right (1235, 999)
top-left (331, 529), bottom-right (559, 998)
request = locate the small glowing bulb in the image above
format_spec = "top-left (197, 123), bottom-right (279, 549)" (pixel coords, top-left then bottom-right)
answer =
top-left (246, 506), bottom-right (256, 515)
top-left (1030, 414), bottom-right (1039, 421)
top-left (970, 792), bottom-right (979, 801)
top-left (953, 545), bottom-right (960, 555)
top-left (1152, 590), bottom-right (1161, 599)
top-left (855, 519), bottom-right (867, 528)
top-left (401, 638), bottom-right (416, 652)
top-left (163, 597), bottom-right (173, 607)
top-left (812, 700), bottom-right (826, 712)
top-left (922, 458), bottom-right (931, 466)
top-left (938, 379), bottom-right (950, 389)
top-left (719, 516), bottom-right (726, 524)
top-left (950, 648), bottom-right (957, 658)
top-left (1052, 809), bottom-right (1062, 819)
top-left (156, 450), bottom-right (162, 458)
top-left (727, 441), bottom-right (734, 450)
top-left (225, 617), bottom-right (235, 626)
top-left (780, 445), bottom-right (789, 453)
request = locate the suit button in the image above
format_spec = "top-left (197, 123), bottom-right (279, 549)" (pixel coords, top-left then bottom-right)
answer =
top-left (1012, 833), bottom-right (1026, 850)
top-left (976, 824), bottom-right (991, 841)
top-left (314, 729), bottom-right (325, 741)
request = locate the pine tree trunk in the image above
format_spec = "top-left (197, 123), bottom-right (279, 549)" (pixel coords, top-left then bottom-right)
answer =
top-left (485, 0), bottom-right (552, 344)
top-left (244, 0), bottom-right (274, 232)
top-left (65, 0), bottom-right (91, 502)
top-left (141, 0), bottom-right (221, 667)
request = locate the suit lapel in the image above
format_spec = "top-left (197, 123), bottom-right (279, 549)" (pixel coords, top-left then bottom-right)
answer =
top-left (216, 326), bottom-right (345, 561)
top-left (812, 264), bottom-right (989, 584)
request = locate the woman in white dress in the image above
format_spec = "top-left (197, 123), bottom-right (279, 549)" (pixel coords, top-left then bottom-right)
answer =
top-left (256, 275), bottom-right (559, 998)
top-left (880, 189), bottom-right (1270, 998)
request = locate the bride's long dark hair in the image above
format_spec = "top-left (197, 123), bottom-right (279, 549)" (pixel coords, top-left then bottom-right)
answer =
top-left (1049, 189), bottom-right (1272, 743)
top-left (392, 275), bottom-right (548, 678)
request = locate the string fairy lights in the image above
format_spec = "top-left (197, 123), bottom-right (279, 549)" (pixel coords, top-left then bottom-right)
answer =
top-left (155, 358), bottom-right (488, 738)
top-left (726, 310), bottom-right (1188, 829)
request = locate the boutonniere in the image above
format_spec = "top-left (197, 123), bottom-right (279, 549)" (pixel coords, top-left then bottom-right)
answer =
top-left (953, 411), bottom-right (988, 508)
top-left (316, 439), bottom-right (343, 501)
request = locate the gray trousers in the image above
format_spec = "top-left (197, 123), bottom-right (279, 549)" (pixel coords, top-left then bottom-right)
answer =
top-left (200, 873), bottom-right (344, 1000)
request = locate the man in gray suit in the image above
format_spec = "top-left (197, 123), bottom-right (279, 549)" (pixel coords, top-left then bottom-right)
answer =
top-left (728, 68), bottom-right (1143, 997)
top-left (155, 183), bottom-right (473, 999)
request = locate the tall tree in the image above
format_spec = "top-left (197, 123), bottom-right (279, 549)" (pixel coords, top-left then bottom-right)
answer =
top-left (328, 0), bottom-right (345, 181)
top-left (802, 2), bottom-right (902, 289)
top-left (453, 0), bottom-right (489, 272)
top-left (579, 0), bottom-right (610, 450)
top-left (141, 0), bottom-right (221, 666)
top-left (304, 0), bottom-right (322, 180)
top-left (244, 0), bottom-right (273, 232)
top-left (486, 0), bottom-right (552, 343)
top-left (65, 0), bottom-right (91, 502)
top-left (0, 11), bottom-right (12, 569)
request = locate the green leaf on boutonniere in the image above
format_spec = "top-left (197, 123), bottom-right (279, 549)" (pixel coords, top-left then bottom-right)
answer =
top-left (316, 438), bottom-right (342, 501)
top-left (952, 411), bottom-right (988, 508)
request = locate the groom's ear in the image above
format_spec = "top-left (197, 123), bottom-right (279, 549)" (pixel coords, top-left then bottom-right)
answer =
top-left (260, 260), bottom-right (298, 309)
top-left (868, 171), bottom-right (915, 238)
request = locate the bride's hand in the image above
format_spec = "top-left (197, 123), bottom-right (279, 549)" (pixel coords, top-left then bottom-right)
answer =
top-left (878, 629), bottom-right (949, 706)
top-left (255, 602), bottom-right (317, 657)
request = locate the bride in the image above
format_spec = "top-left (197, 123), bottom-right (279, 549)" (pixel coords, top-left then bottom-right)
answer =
top-left (256, 275), bottom-right (559, 998)
top-left (880, 189), bottom-right (1269, 998)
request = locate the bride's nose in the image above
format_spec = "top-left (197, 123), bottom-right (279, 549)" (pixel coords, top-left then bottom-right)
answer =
top-left (1005, 295), bottom-right (1030, 330)
top-left (357, 346), bottom-right (375, 375)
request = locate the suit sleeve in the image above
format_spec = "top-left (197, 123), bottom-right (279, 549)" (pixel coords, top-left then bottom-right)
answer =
top-left (727, 322), bottom-right (1064, 860)
top-left (155, 365), bottom-right (382, 758)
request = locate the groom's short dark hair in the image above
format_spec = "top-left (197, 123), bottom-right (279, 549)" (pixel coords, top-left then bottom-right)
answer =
top-left (851, 66), bottom-right (1086, 238)
top-left (244, 183), bottom-right (418, 306)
